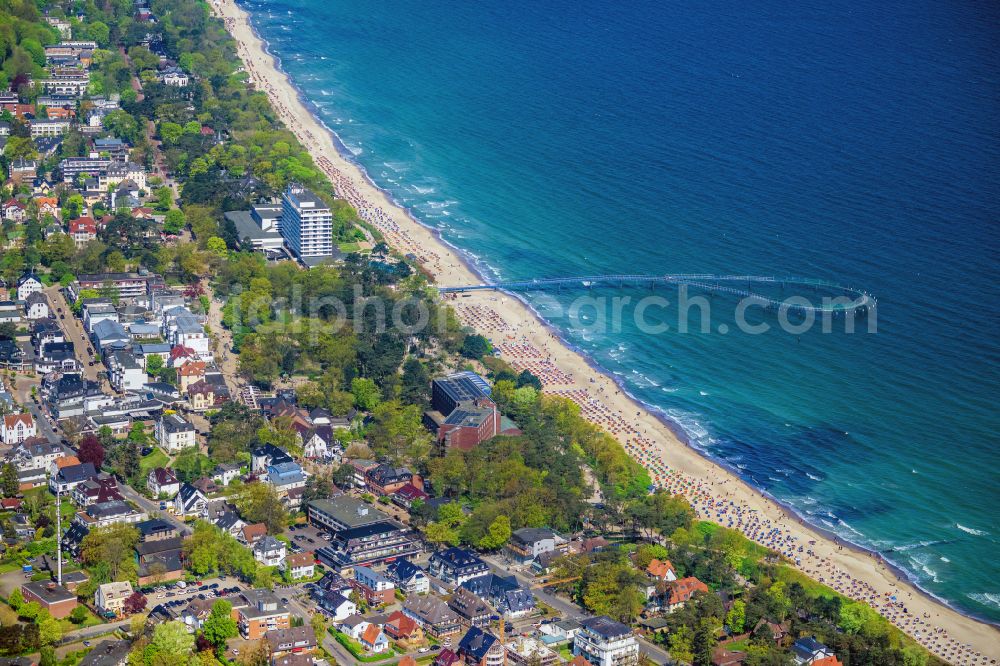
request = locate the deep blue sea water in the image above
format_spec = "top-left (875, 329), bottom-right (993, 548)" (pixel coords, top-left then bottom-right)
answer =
top-left (240, 0), bottom-right (1000, 621)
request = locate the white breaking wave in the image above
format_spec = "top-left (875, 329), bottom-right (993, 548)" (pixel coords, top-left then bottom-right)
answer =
top-left (956, 524), bottom-right (989, 536)
top-left (967, 592), bottom-right (1000, 610)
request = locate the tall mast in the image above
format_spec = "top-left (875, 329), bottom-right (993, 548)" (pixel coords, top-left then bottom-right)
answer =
top-left (56, 485), bottom-right (62, 586)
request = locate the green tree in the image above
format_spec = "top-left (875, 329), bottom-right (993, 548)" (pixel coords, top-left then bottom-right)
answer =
top-left (206, 236), bottom-right (228, 257)
top-left (37, 611), bottom-right (62, 645)
top-left (152, 621), bottom-right (194, 655)
top-left (477, 514), bottom-right (512, 550)
top-left (202, 600), bottom-right (238, 649)
top-left (692, 618), bottom-right (717, 666)
top-left (69, 606), bottom-right (89, 624)
top-left (7, 587), bottom-right (23, 610)
top-left (1, 463), bottom-right (19, 497)
top-left (39, 646), bottom-right (56, 666)
top-left (233, 482), bottom-right (288, 534)
top-left (669, 624), bottom-right (694, 664)
top-left (460, 334), bottom-right (492, 359)
top-left (350, 377), bottom-right (380, 411)
top-left (164, 209), bottom-right (185, 235)
top-left (726, 599), bottom-right (746, 634)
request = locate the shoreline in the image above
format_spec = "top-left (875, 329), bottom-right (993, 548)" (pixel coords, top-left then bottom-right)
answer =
top-left (209, 0), bottom-right (1000, 661)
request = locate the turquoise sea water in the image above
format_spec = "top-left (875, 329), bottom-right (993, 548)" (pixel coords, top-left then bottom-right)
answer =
top-left (240, 0), bottom-right (1000, 621)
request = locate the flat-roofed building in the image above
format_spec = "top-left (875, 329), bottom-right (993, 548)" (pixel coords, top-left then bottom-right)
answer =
top-left (21, 581), bottom-right (78, 618)
top-left (280, 185), bottom-right (334, 264)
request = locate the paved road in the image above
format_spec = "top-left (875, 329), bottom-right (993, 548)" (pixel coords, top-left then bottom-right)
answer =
top-left (43, 286), bottom-right (104, 384)
top-left (118, 482), bottom-right (191, 536)
top-left (481, 555), bottom-right (674, 665)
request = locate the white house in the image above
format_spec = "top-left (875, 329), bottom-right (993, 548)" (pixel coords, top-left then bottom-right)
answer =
top-left (2, 413), bottom-right (36, 445)
top-left (253, 536), bottom-right (287, 567)
top-left (147, 468), bottom-right (180, 498)
top-left (573, 617), bottom-right (640, 666)
top-left (280, 552), bottom-right (315, 580)
top-left (16, 272), bottom-right (43, 302)
top-left (24, 292), bottom-right (49, 320)
top-left (211, 463), bottom-right (241, 487)
top-left (95, 581), bottom-right (133, 617)
top-left (108, 350), bottom-right (147, 392)
top-left (155, 413), bottom-right (196, 453)
top-left (174, 483), bottom-right (208, 518)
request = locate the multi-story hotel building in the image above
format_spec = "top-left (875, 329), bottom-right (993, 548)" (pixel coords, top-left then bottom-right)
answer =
top-left (280, 185), bottom-right (334, 264)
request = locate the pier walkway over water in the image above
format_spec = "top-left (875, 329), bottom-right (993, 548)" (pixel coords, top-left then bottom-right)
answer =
top-left (439, 274), bottom-right (876, 314)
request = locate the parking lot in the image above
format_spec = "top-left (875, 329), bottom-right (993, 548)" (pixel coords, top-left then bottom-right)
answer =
top-left (147, 576), bottom-right (244, 609)
top-left (284, 523), bottom-right (332, 553)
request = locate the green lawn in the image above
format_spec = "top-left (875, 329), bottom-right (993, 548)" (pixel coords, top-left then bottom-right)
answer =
top-left (338, 242), bottom-right (361, 253)
top-left (140, 447), bottom-right (170, 475)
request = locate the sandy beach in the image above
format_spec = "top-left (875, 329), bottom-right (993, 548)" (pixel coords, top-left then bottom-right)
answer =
top-left (209, 0), bottom-right (998, 661)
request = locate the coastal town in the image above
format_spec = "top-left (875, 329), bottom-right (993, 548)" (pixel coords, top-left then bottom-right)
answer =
top-left (0, 2), bottom-right (995, 666)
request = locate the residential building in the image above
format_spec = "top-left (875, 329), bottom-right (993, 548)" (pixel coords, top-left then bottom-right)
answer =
top-left (147, 468), bottom-right (180, 497)
top-left (95, 581), bottom-right (133, 617)
top-left (91, 319), bottom-right (130, 351)
top-left (428, 547), bottom-right (489, 587)
top-left (385, 558), bottom-right (429, 595)
top-left (573, 617), bottom-right (640, 666)
top-left (158, 66), bottom-right (189, 86)
top-left (49, 459), bottom-right (97, 493)
top-left (77, 640), bottom-right (131, 666)
top-left (251, 443), bottom-right (293, 475)
top-left (1, 414), bottom-right (36, 445)
top-left (364, 464), bottom-right (416, 496)
top-left (25, 292), bottom-right (50, 319)
top-left (155, 413), bottom-right (196, 453)
top-left (212, 463), bottom-right (241, 487)
top-left (21, 582), bottom-right (77, 619)
top-left (457, 627), bottom-right (504, 666)
top-left (232, 589), bottom-right (291, 640)
top-left (76, 272), bottom-right (158, 301)
top-left (253, 536), bottom-right (287, 567)
top-left (460, 573), bottom-right (536, 617)
top-left (137, 537), bottom-right (184, 585)
top-left (239, 523), bottom-right (268, 547)
top-left (136, 518), bottom-right (178, 542)
top-left (30, 118), bottom-right (71, 137)
top-left (16, 272), bottom-right (43, 302)
top-left (108, 349), bottom-right (146, 392)
top-left (351, 566), bottom-right (396, 605)
top-left (505, 636), bottom-right (559, 666)
top-left (174, 483), bottom-right (208, 518)
top-left (403, 595), bottom-right (461, 638)
top-left (792, 637), bottom-right (837, 665)
top-left (506, 527), bottom-right (566, 564)
top-left (448, 587), bottom-right (493, 628)
top-left (72, 474), bottom-right (125, 506)
top-left (384, 610), bottom-right (424, 643)
top-left (73, 500), bottom-right (147, 528)
top-left (265, 626), bottom-right (317, 657)
top-left (664, 577), bottom-right (709, 612)
top-left (280, 185), bottom-right (334, 263)
top-left (266, 461), bottom-right (307, 494)
top-left (7, 439), bottom-right (63, 471)
top-left (281, 551), bottom-right (315, 580)
top-left (316, 520), bottom-right (419, 567)
top-left (359, 624), bottom-right (390, 653)
top-left (646, 558), bottom-right (677, 582)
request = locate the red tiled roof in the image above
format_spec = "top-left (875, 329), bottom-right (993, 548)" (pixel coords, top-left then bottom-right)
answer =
top-left (812, 657), bottom-right (843, 666)
top-left (3, 413), bottom-right (33, 429)
top-left (360, 623), bottom-right (382, 646)
top-left (647, 558), bottom-right (675, 579)
top-left (667, 577), bottom-right (709, 605)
